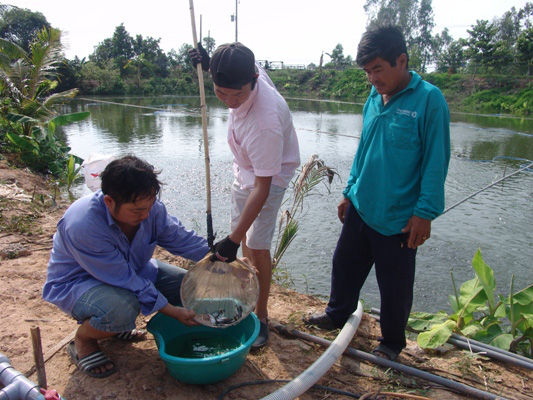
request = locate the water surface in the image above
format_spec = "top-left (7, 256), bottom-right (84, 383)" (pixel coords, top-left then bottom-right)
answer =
top-left (63, 96), bottom-right (533, 313)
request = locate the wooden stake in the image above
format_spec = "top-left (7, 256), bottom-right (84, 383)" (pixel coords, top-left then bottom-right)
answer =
top-left (30, 326), bottom-right (47, 389)
top-left (25, 328), bottom-right (76, 378)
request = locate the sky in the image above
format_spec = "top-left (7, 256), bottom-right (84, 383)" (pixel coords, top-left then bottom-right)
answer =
top-left (5, 0), bottom-right (531, 66)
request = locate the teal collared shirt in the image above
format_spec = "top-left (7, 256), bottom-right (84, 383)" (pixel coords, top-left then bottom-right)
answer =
top-left (343, 71), bottom-right (450, 236)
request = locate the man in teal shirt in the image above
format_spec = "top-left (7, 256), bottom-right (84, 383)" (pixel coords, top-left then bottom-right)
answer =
top-left (305, 25), bottom-right (450, 361)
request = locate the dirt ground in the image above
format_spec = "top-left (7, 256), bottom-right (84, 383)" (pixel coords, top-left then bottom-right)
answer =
top-left (1, 159), bottom-right (532, 400)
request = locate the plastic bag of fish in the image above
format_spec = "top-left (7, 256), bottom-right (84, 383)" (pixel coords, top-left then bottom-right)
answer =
top-left (180, 255), bottom-right (259, 328)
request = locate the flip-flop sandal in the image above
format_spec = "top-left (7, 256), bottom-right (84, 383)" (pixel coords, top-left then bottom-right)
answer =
top-left (67, 341), bottom-right (116, 378)
top-left (115, 328), bottom-right (147, 341)
top-left (372, 344), bottom-right (399, 362)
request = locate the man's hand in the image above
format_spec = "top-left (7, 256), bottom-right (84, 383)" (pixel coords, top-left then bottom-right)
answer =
top-left (188, 43), bottom-right (210, 72)
top-left (337, 198), bottom-right (350, 223)
top-left (402, 215), bottom-right (431, 249)
top-left (210, 235), bottom-right (240, 262)
top-left (160, 304), bottom-right (199, 326)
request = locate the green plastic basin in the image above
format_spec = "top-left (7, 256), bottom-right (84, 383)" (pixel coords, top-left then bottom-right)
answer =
top-left (147, 312), bottom-right (259, 384)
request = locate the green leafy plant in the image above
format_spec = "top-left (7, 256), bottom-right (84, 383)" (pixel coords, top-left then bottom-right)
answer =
top-left (65, 154), bottom-right (83, 191)
top-left (0, 26), bottom-right (88, 180)
top-left (5, 112), bottom-right (87, 176)
top-left (0, 28), bottom-right (80, 134)
top-left (409, 249), bottom-right (533, 358)
top-left (272, 154), bottom-right (339, 270)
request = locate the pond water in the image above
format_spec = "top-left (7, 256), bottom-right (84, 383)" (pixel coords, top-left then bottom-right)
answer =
top-left (62, 95), bottom-right (533, 314)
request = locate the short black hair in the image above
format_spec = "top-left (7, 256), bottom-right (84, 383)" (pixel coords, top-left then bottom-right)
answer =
top-left (356, 25), bottom-right (408, 68)
top-left (100, 155), bottom-right (161, 208)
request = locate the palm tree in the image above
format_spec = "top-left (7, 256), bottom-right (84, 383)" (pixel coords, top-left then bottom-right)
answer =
top-left (0, 27), bottom-right (88, 176)
top-left (0, 27), bottom-right (79, 133)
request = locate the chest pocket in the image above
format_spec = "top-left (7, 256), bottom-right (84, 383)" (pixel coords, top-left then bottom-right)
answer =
top-left (128, 229), bottom-right (158, 272)
top-left (387, 114), bottom-right (419, 150)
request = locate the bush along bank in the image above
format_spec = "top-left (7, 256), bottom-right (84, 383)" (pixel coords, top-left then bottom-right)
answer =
top-left (70, 65), bottom-right (531, 117)
top-left (268, 68), bottom-right (533, 117)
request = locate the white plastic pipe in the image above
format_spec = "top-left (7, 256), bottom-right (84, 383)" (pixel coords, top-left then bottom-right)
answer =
top-left (261, 302), bottom-right (363, 400)
top-left (0, 353), bottom-right (41, 400)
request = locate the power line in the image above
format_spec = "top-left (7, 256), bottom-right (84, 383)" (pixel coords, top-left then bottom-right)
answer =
top-left (441, 161), bottom-right (533, 216)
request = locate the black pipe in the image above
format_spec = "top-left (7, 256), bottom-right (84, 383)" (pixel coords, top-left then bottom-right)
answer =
top-left (274, 324), bottom-right (508, 400)
top-left (449, 333), bottom-right (533, 365)
top-left (370, 308), bottom-right (533, 370)
top-left (446, 337), bottom-right (533, 371)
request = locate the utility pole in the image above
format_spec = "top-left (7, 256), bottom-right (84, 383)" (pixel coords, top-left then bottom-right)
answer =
top-left (231, 0), bottom-right (239, 42)
top-left (235, 0), bottom-right (238, 42)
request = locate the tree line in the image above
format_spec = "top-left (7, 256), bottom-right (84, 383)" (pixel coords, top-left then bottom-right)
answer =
top-left (0, 1), bottom-right (531, 179)
top-left (0, 1), bottom-right (531, 98)
top-left (363, 0), bottom-right (533, 75)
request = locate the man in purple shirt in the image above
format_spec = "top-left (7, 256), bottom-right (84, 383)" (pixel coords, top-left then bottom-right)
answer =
top-left (43, 155), bottom-right (210, 378)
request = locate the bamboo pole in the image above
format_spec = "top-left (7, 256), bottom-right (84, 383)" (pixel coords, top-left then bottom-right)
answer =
top-left (189, 0), bottom-right (215, 248)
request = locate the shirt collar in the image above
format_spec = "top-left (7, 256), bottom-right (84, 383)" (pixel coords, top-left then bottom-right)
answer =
top-left (405, 71), bottom-right (421, 91)
top-left (96, 190), bottom-right (119, 228)
top-left (231, 79), bottom-right (259, 118)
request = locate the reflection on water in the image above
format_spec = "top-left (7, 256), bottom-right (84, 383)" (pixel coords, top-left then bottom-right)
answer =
top-left (62, 96), bottom-right (533, 313)
top-left (451, 112), bottom-right (533, 134)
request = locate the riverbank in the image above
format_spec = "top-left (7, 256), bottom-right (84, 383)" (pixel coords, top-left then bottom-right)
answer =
top-left (1, 160), bottom-right (532, 399)
top-left (268, 69), bottom-right (533, 117)
top-left (71, 67), bottom-right (533, 118)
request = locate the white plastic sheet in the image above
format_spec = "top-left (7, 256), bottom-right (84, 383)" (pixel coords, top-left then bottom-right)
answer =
top-left (82, 153), bottom-right (115, 192)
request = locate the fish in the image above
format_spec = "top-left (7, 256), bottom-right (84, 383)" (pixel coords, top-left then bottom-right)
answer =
top-left (206, 304), bottom-right (244, 326)
top-left (234, 304), bottom-right (243, 321)
top-left (207, 309), bottom-right (234, 326)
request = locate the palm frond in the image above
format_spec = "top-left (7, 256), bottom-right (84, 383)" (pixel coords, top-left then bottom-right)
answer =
top-left (42, 88), bottom-right (79, 108)
top-left (0, 25), bottom-right (87, 178)
top-left (272, 154), bottom-right (339, 269)
top-left (0, 38), bottom-right (28, 67)
top-left (272, 218), bottom-right (299, 269)
top-left (27, 28), bottom-right (64, 99)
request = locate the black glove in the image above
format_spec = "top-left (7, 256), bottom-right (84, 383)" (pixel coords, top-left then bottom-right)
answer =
top-left (188, 43), bottom-right (210, 72)
top-left (210, 235), bottom-right (240, 262)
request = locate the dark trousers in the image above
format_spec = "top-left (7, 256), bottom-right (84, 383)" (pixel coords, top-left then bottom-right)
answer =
top-left (325, 202), bottom-right (417, 352)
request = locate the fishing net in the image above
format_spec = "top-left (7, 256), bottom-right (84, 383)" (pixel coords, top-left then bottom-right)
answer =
top-left (180, 255), bottom-right (259, 328)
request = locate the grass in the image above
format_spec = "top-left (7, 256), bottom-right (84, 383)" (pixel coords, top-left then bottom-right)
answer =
top-left (0, 196), bottom-right (44, 235)
top-left (272, 265), bottom-right (295, 289)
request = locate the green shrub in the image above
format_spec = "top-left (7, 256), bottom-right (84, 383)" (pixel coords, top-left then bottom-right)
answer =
top-left (462, 89), bottom-right (511, 114)
top-left (409, 249), bottom-right (533, 358)
top-left (423, 73), bottom-right (462, 91)
top-left (509, 87), bottom-right (533, 116)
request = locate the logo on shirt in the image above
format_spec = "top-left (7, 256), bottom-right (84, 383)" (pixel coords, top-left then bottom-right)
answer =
top-left (396, 108), bottom-right (417, 118)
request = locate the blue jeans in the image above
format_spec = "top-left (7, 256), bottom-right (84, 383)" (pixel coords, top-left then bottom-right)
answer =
top-left (325, 203), bottom-right (417, 353)
top-left (71, 260), bottom-right (186, 332)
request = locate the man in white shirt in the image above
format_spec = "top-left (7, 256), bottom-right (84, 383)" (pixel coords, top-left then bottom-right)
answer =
top-left (191, 43), bottom-right (300, 348)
